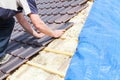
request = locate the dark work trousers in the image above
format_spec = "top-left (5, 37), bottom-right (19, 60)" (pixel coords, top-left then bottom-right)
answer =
top-left (0, 18), bottom-right (15, 57)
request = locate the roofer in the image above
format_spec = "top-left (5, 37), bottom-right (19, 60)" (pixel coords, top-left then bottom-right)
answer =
top-left (0, 0), bottom-right (64, 64)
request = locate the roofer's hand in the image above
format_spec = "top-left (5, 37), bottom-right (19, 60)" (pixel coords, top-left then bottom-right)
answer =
top-left (34, 33), bottom-right (45, 38)
top-left (52, 29), bottom-right (65, 38)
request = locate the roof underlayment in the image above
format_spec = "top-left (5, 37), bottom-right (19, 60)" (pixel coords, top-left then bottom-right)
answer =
top-left (66, 0), bottom-right (120, 80)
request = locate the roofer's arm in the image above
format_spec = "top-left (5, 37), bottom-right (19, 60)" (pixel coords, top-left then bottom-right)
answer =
top-left (15, 12), bottom-right (43, 38)
top-left (28, 13), bottom-right (65, 38)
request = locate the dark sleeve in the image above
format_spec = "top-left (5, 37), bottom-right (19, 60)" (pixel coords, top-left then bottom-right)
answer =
top-left (27, 0), bottom-right (38, 14)
top-left (17, 0), bottom-right (38, 15)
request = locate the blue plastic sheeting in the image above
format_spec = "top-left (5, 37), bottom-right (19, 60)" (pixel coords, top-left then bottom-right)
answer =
top-left (65, 0), bottom-right (120, 80)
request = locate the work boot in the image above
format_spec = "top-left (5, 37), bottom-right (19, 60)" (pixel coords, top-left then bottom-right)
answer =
top-left (0, 54), bottom-right (12, 65)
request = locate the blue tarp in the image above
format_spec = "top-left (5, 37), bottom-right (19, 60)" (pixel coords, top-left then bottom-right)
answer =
top-left (65, 0), bottom-right (120, 80)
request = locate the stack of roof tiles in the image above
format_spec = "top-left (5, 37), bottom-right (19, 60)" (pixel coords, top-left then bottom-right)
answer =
top-left (0, 0), bottom-right (88, 79)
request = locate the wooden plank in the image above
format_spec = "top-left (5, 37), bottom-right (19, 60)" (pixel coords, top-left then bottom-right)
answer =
top-left (44, 48), bottom-right (73, 57)
top-left (26, 61), bottom-right (65, 78)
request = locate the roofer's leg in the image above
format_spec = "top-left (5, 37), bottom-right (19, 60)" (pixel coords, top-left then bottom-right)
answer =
top-left (0, 18), bottom-right (15, 64)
